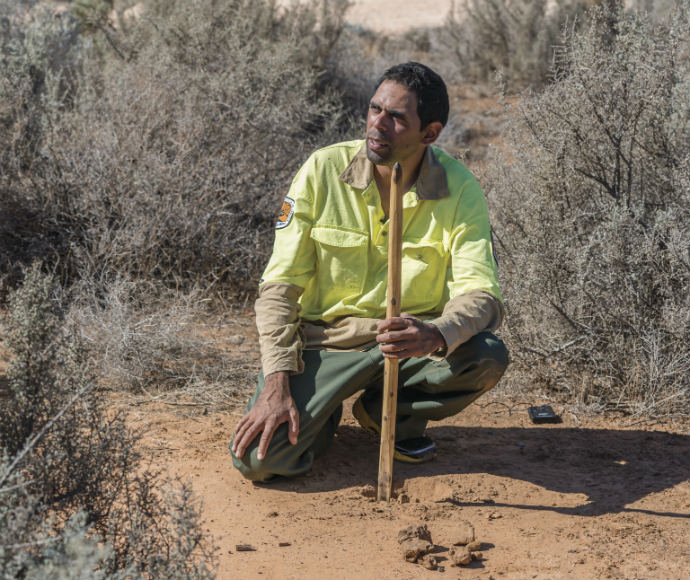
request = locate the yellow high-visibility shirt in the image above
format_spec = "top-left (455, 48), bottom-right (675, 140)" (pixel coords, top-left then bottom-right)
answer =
top-left (261, 140), bottom-right (502, 324)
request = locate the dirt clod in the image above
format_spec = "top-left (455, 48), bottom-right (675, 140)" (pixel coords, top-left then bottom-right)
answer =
top-left (398, 524), bottom-right (435, 563)
top-left (450, 520), bottom-right (475, 545)
top-left (397, 492), bottom-right (410, 504)
top-left (400, 538), bottom-right (434, 563)
top-left (466, 540), bottom-right (482, 551)
top-left (398, 524), bottom-right (433, 544)
top-left (449, 545), bottom-right (472, 566)
top-left (421, 555), bottom-right (438, 570)
top-left (360, 484), bottom-right (377, 498)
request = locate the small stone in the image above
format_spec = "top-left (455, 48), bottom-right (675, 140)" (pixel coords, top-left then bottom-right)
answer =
top-left (450, 520), bottom-right (475, 545)
top-left (278, 542), bottom-right (291, 547)
top-left (227, 334), bottom-right (245, 345)
top-left (267, 511), bottom-right (279, 518)
top-left (449, 545), bottom-right (472, 566)
top-left (421, 555), bottom-right (438, 570)
top-left (488, 512), bottom-right (502, 520)
top-left (398, 492), bottom-right (410, 504)
top-left (471, 551), bottom-right (484, 560)
top-left (235, 544), bottom-right (256, 552)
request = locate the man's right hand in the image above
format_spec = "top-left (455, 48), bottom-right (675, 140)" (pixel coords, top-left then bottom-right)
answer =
top-left (231, 371), bottom-right (299, 461)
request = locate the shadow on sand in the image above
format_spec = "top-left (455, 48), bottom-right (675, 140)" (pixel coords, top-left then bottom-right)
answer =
top-left (265, 423), bottom-right (689, 518)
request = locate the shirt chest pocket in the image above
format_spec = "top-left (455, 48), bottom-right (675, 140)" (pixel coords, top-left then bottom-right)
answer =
top-left (401, 239), bottom-right (446, 309)
top-left (309, 226), bottom-right (369, 298)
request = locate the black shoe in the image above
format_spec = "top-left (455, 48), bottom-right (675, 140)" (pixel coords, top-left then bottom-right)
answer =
top-left (394, 436), bottom-right (437, 463)
top-left (352, 397), bottom-right (436, 463)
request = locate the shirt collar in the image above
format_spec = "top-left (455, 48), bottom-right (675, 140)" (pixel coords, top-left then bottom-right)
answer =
top-left (338, 142), bottom-right (449, 200)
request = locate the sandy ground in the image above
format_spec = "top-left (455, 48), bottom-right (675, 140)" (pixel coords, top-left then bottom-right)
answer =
top-left (125, 313), bottom-right (689, 580)
top-left (3, 4), bottom-right (688, 578)
top-left (344, 0), bottom-right (453, 33)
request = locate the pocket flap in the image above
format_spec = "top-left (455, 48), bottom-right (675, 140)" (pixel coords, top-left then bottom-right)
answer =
top-left (310, 226), bottom-right (369, 248)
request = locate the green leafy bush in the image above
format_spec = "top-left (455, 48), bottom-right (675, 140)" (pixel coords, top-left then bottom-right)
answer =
top-left (489, 4), bottom-right (690, 416)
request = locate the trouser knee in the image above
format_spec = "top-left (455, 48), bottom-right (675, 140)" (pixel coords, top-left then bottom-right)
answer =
top-left (230, 433), bottom-right (284, 483)
top-left (231, 404), bottom-right (343, 482)
top-left (231, 431), bottom-right (312, 483)
top-left (439, 332), bottom-right (510, 393)
top-left (416, 332), bottom-right (509, 394)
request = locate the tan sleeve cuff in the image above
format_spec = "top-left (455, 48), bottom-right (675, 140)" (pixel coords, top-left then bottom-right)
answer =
top-left (254, 282), bottom-right (305, 376)
top-left (427, 290), bottom-right (504, 358)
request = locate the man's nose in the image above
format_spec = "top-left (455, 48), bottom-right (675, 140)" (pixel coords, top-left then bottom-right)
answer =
top-left (371, 111), bottom-right (390, 133)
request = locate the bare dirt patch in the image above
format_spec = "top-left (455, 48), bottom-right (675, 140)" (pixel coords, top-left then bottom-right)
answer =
top-left (123, 313), bottom-right (689, 579)
top-left (344, 0), bottom-right (453, 33)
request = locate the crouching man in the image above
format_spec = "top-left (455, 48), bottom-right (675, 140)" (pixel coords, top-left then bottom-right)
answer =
top-left (231, 62), bottom-right (509, 481)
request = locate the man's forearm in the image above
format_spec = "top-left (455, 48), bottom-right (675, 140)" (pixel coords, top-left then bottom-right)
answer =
top-left (255, 282), bottom-right (305, 376)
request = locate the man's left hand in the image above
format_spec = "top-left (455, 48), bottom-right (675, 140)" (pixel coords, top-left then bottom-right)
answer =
top-left (376, 313), bottom-right (446, 359)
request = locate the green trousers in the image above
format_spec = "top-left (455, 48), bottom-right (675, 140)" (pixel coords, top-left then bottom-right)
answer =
top-left (231, 332), bottom-right (508, 482)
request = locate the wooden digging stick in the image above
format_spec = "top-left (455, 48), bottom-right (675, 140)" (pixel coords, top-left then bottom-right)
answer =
top-left (377, 162), bottom-right (403, 502)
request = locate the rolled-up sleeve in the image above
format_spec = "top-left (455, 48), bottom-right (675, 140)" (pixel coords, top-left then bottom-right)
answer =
top-left (254, 157), bottom-right (318, 376)
top-left (428, 290), bottom-right (504, 359)
top-left (255, 282), bottom-right (305, 376)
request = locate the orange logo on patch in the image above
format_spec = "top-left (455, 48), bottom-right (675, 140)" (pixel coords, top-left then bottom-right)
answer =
top-left (276, 197), bottom-right (295, 229)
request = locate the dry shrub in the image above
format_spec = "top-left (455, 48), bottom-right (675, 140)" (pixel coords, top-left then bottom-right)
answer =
top-left (68, 277), bottom-right (257, 407)
top-left (489, 4), bottom-right (690, 416)
top-left (0, 264), bottom-right (216, 578)
top-left (439, 0), bottom-right (684, 90)
top-left (0, 0), bottom-right (358, 299)
top-left (0, 0), bottom-right (373, 414)
top-left (440, 0), bottom-right (597, 88)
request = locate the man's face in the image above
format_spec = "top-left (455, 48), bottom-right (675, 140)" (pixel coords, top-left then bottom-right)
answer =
top-left (365, 80), bottom-right (427, 166)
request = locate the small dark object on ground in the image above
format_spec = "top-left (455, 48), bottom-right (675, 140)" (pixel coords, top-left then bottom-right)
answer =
top-left (527, 405), bottom-right (562, 424)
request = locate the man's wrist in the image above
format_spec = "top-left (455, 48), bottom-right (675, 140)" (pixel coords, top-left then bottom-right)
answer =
top-left (264, 370), bottom-right (290, 390)
top-left (427, 323), bottom-right (447, 355)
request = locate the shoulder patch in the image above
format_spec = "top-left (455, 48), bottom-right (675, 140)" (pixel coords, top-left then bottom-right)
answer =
top-left (276, 197), bottom-right (295, 229)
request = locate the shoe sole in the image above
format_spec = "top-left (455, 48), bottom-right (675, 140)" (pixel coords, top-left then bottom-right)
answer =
top-left (352, 398), bottom-right (434, 464)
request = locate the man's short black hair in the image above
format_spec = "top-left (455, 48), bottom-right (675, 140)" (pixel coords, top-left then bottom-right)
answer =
top-left (375, 62), bottom-right (449, 128)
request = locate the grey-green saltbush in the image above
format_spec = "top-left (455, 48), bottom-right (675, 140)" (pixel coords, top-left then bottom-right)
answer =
top-left (1, 0), bottom-right (357, 299)
top-left (0, 264), bottom-right (216, 578)
top-left (489, 4), bottom-right (690, 416)
top-left (440, 0), bottom-right (594, 88)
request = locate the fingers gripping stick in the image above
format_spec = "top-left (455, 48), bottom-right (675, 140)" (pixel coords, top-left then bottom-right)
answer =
top-left (377, 163), bottom-right (403, 502)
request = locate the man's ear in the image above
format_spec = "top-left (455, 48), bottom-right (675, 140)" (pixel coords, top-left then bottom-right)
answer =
top-left (420, 121), bottom-right (443, 145)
